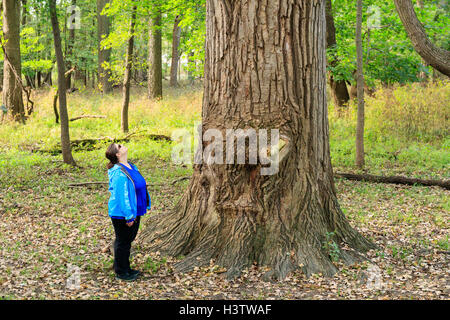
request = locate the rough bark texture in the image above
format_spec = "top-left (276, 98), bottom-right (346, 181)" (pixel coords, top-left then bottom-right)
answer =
top-left (97, 0), bottom-right (112, 93)
top-left (2, 0), bottom-right (25, 122)
top-left (49, 0), bottom-right (76, 166)
top-left (394, 0), bottom-right (450, 77)
top-left (141, 0), bottom-right (374, 280)
top-left (325, 0), bottom-right (349, 108)
top-left (355, 0), bottom-right (365, 168)
top-left (120, 3), bottom-right (136, 133)
top-left (147, 10), bottom-right (162, 99)
top-left (169, 15), bottom-right (182, 87)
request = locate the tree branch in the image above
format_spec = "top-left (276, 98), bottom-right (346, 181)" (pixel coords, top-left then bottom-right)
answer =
top-left (394, 0), bottom-right (450, 77)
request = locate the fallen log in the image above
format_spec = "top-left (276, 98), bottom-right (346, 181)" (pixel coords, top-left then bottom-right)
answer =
top-left (69, 131), bottom-right (171, 148)
top-left (69, 115), bottom-right (106, 121)
top-left (171, 176), bottom-right (190, 185)
top-left (32, 131), bottom-right (172, 154)
top-left (334, 172), bottom-right (449, 190)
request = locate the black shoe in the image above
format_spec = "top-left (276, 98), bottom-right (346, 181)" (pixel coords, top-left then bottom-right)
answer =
top-left (128, 269), bottom-right (140, 277)
top-left (115, 272), bottom-right (138, 282)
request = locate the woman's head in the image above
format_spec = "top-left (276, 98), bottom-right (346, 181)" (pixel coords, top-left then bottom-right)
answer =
top-left (105, 143), bottom-right (128, 169)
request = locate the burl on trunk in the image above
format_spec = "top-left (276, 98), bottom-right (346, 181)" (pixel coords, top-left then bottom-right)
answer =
top-left (141, 0), bottom-right (374, 280)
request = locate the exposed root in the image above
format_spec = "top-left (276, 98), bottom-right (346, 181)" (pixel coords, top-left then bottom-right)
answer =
top-left (140, 165), bottom-right (375, 280)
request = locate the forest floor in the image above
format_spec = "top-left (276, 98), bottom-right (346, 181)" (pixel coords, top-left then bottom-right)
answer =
top-left (0, 83), bottom-right (448, 300)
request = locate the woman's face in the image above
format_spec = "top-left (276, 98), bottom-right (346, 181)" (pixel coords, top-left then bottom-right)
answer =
top-left (115, 143), bottom-right (128, 158)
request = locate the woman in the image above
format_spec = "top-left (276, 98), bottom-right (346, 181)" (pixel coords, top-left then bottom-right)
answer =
top-left (105, 143), bottom-right (151, 281)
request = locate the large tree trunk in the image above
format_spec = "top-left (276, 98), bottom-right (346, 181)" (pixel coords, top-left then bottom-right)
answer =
top-left (97, 0), bottom-right (112, 93)
top-left (169, 15), bottom-right (182, 87)
top-left (147, 9), bottom-right (162, 99)
top-left (325, 0), bottom-right (350, 108)
top-left (49, 0), bottom-right (76, 166)
top-left (141, 0), bottom-right (374, 280)
top-left (355, 0), bottom-right (365, 168)
top-left (394, 0), bottom-right (450, 77)
top-left (2, 0), bottom-right (25, 122)
top-left (121, 3), bottom-right (136, 133)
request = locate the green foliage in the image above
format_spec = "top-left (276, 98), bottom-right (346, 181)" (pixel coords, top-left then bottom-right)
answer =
top-left (20, 27), bottom-right (53, 76)
top-left (4, 0), bottom-right (446, 88)
top-left (328, 0), bottom-right (450, 86)
top-left (322, 231), bottom-right (341, 262)
top-left (144, 256), bottom-right (167, 274)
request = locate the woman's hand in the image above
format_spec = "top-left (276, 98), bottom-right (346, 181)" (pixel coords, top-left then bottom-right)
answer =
top-left (126, 220), bottom-right (134, 227)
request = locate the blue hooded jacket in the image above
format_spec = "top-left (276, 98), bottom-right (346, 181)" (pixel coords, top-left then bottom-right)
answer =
top-left (107, 162), bottom-right (151, 222)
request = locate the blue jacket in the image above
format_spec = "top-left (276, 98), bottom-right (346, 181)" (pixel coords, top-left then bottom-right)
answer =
top-left (107, 162), bottom-right (151, 222)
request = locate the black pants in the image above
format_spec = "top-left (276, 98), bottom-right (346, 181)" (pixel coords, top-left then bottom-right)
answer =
top-left (111, 216), bottom-right (141, 275)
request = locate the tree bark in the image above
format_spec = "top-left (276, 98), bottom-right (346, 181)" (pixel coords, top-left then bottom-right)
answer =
top-left (36, 71), bottom-right (41, 88)
top-left (394, 0), bottom-right (450, 77)
top-left (355, 0), bottom-right (365, 168)
top-left (121, 3), bottom-right (137, 133)
top-left (49, 0), bottom-right (76, 166)
top-left (2, 0), bottom-right (25, 123)
top-left (325, 0), bottom-right (350, 108)
top-left (169, 15), bottom-right (182, 87)
top-left (53, 91), bottom-right (59, 124)
top-left (148, 9), bottom-right (162, 99)
top-left (21, 0), bottom-right (27, 25)
top-left (141, 0), bottom-right (374, 280)
top-left (97, 0), bottom-right (112, 93)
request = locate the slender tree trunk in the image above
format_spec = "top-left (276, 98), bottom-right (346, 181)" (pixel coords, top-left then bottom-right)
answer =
top-left (43, 70), bottom-right (52, 86)
top-left (21, 0), bottom-right (27, 25)
top-left (187, 50), bottom-right (195, 84)
top-left (121, 3), bottom-right (136, 133)
top-left (91, 70), bottom-right (96, 88)
top-left (36, 71), bottom-right (41, 88)
top-left (49, 0), bottom-right (76, 166)
top-left (169, 15), bottom-right (182, 87)
top-left (141, 0), bottom-right (374, 280)
top-left (2, 0), bottom-right (25, 123)
top-left (147, 9), bottom-right (162, 99)
top-left (355, 0), bottom-right (365, 168)
top-left (97, 0), bottom-right (112, 93)
top-left (394, 0), bottom-right (450, 77)
top-left (325, 0), bottom-right (350, 108)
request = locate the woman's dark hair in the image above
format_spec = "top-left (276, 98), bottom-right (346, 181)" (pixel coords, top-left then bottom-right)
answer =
top-left (105, 143), bottom-right (120, 169)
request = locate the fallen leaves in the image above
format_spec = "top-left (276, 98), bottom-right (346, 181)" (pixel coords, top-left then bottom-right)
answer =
top-left (0, 162), bottom-right (448, 300)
